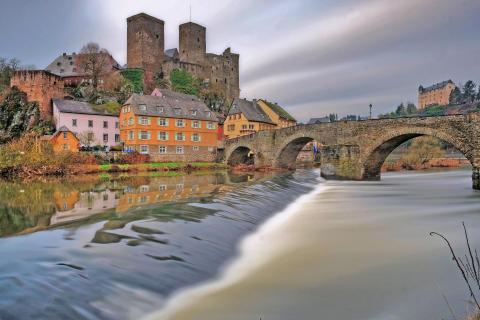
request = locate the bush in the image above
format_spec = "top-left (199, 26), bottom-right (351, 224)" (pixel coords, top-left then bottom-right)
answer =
top-left (117, 151), bottom-right (150, 164)
top-left (121, 69), bottom-right (144, 93)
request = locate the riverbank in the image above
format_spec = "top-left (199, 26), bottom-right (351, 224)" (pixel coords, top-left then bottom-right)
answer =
top-left (382, 157), bottom-right (470, 172)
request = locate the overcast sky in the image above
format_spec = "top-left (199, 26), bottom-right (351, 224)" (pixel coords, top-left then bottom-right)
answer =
top-left (1, 0), bottom-right (479, 121)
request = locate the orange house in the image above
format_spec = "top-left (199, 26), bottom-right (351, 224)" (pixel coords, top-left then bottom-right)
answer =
top-left (41, 126), bottom-right (79, 153)
top-left (120, 90), bottom-right (219, 162)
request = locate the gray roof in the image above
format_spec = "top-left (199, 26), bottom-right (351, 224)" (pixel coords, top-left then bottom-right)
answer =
top-left (53, 99), bottom-right (119, 117)
top-left (157, 89), bottom-right (201, 101)
top-left (308, 117), bottom-right (330, 124)
top-left (419, 80), bottom-right (454, 93)
top-left (58, 125), bottom-right (71, 132)
top-left (125, 94), bottom-right (218, 122)
top-left (45, 52), bottom-right (120, 77)
top-left (45, 53), bottom-right (83, 77)
top-left (165, 48), bottom-right (178, 58)
top-left (228, 98), bottom-right (274, 124)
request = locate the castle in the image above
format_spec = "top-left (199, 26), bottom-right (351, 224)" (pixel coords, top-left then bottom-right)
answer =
top-left (127, 13), bottom-right (240, 101)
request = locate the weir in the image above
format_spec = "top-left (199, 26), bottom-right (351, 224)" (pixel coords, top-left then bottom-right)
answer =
top-left (224, 113), bottom-right (480, 189)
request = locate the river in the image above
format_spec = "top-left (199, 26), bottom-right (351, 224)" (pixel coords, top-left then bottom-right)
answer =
top-left (0, 169), bottom-right (478, 320)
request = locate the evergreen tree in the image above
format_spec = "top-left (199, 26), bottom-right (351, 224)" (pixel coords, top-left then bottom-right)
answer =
top-left (395, 103), bottom-right (406, 116)
top-left (462, 80), bottom-right (476, 103)
top-left (449, 87), bottom-right (463, 105)
top-left (406, 103), bottom-right (417, 115)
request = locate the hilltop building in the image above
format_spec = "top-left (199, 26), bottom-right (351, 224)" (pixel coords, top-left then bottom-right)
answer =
top-left (53, 99), bottom-right (120, 147)
top-left (119, 89), bottom-right (219, 161)
top-left (46, 52), bottom-right (121, 87)
top-left (224, 98), bottom-right (296, 139)
top-left (126, 13), bottom-right (240, 101)
top-left (418, 80), bottom-right (456, 109)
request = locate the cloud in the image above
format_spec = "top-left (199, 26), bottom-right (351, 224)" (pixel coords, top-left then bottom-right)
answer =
top-left (0, 0), bottom-right (479, 121)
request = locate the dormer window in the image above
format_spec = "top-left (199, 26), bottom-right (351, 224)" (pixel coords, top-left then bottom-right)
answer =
top-left (157, 106), bottom-right (164, 113)
top-left (139, 104), bottom-right (147, 111)
top-left (57, 62), bottom-right (61, 66)
top-left (174, 108), bottom-right (181, 115)
top-left (206, 111), bottom-right (211, 117)
top-left (191, 110), bottom-right (197, 116)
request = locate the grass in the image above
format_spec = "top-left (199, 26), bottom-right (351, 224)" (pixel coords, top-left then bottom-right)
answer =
top-left (87, 162), bottom-right (226, 174)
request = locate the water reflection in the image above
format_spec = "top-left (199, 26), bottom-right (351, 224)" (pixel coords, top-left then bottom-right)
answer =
top-left (0, 171), bottom-right (264, 238)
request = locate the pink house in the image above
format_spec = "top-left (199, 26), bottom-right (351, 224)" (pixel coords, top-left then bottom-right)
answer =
top-left (53, 99), bottom-right (120, 147)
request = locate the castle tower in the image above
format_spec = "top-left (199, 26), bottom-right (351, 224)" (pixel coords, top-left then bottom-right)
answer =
top-left (179, 22), bottom-right (206, 65)
top-left (127, 13), bottom-right (165, 73)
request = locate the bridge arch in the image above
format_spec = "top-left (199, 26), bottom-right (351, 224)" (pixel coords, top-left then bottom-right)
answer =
top-left (225, 145), bottom-right (256, 166)
top-left (360, 127), bottom-right (474, 180)
top-left (275, 136), bottom-right (317, 168)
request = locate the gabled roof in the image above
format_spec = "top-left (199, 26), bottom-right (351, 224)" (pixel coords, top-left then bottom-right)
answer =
top-left (259, 99), bottom-right (296, 122)
top-left (228, 98), bottom-right (274, 124)
top-left (419, 80), bottom-right (454, 93)
top-left (124, 94), bottom-right (218, 122)
top-left (308, 117), bottom-right (330, 124)
top-left (53, 99), bottom-right (119, 117)
top-left (165, 48), bottom-right (179, 58)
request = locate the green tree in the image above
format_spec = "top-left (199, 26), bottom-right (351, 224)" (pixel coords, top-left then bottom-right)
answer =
top-left (395, 103), bottom-right (406, 116)
top-left (463, 80), bottom-right (476, 103)
top-left (406, 102), bottom-right (417, 115)
top-left (449, 87), bottom-right (463, 105)
top-left (0, 57), bottom-right (20, 93)
top-left (170, 69), bottom-right (200, 96)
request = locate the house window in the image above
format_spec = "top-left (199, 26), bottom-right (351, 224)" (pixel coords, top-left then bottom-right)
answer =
top-left (87, 132), bottom-right (94, 140)
top-left (115, 122), bottom-right (119, 129)
top-left (191, 110), bottom-right (197, 116)
top-left (159, 185), bottom-right (167, 191)
top-left (192, 133), bottom-right (200, 142)
top-left (158, 132), bottom-right (168, 141)
top-left (139, 116), bottom-right (149, 125)
top-left (227, 124), bottom-right (235, 131)
top-left (115, 134), bottom-right (120, 142)
top-left (175, 119), bottom-right (184, 127)
top-left (207, 122), bottom-right (215, 129)
top-left (88, 120), bottom-right (93, 128)
top-left (140, 145), bottom-right (149, 154)
top-left (158, 118), bottom-right (167, 126)
top-left (193, 146), bottom-right (199, 151)
top-left (159, 146), bottom-right (167, 154)
top-left (63, 144), bottom-right (69, 150)
top-left (103, 121), bottom-right (108, 128)
top-left (128, 131), bottom-right (134, 140)
top-left (139, 104), bottom-right (147, 111)
top-left (139, 131), bottom-right (150, 140)
top-left (192, 120), bottom-right (200, 128)
top-left (175, 132), bottom-right (185, 141)
top-left (103, 134), bottom-right (108, 142)
top-left (249, 124), bottom-right (255, 130)
top-left (63, 132), bottom-right (68, 139)
top-left (176, 146), bottom-right (184, 154)
top-left (72, 119), bottom-right (77, 127)
top-left (128, 117), bottom-right (134, 125)
top-left (242, 124), bottom-right (247, 130)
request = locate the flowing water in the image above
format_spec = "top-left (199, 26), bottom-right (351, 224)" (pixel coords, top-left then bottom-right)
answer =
top-left (0, 169), bottom-right (478, 320)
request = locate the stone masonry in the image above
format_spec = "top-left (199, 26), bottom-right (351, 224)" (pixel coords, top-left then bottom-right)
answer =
top-left (126, 13), bottom-right (240, 101)
top-left (224, 113), bottom-right (480, 189)
top-left (10, 70), bottom-right (65, 119)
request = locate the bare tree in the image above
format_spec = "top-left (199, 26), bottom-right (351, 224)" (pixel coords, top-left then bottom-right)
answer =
top-left (76, 43), bottom-right (112, 89)
top-left (78, 131), bottom-right (96, 148)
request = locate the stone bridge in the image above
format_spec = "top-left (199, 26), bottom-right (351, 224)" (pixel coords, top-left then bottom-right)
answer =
top-left (223, 113), bottom-right (480, 189)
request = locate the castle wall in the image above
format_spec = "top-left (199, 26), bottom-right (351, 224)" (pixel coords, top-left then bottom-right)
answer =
top-left (10, 70), bottom-right (64, 119)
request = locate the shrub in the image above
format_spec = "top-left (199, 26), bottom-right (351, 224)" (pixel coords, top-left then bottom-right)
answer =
top-left (117, 151), bottom-right (150, 164)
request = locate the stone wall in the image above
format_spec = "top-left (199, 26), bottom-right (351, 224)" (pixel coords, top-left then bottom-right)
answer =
top-left (179, 22), bottom-right (206, 65)
top-left (10, 70), bottom-right (64, 119)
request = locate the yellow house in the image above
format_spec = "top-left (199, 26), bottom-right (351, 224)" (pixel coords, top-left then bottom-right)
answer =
top-left (257, 99), bottom-right (296, 128)
top-left (418, 80), bottom-right (456, 109)
top-left (224, 98), bottom-right (276, 139)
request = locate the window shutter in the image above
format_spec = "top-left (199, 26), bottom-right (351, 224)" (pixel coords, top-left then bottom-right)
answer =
top-left (138, 132), bottom-right (141, 139)
top-left (166, 132), bottom-right (169, 140)
top-left (165, 119), bottom-right (169, 126)
top-left (148, 117), bottom-right (151, 125)
top-left (199, 134), bottom-right (201, 142)
top-left (138, 117), bottom-right (142, 125)
top-left (147, 132), bottom-right (151, 140)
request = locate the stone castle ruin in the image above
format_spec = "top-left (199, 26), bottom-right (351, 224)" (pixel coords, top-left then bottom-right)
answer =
top-left (127, 13), bottom-right (240, 101)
